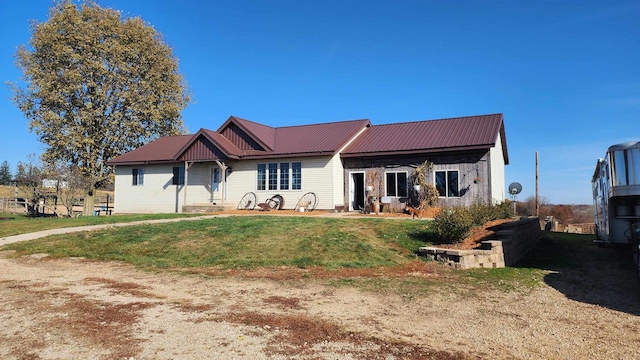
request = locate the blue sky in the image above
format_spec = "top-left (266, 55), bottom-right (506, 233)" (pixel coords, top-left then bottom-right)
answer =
top-left (1, 0), bottom-right (638, 204)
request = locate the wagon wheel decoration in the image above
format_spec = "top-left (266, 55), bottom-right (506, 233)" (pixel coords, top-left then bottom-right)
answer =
top-left (237, 192), bottom-right (257, 210)
top-left (294, 192), bottom-right (317, 211)
top-left (266, 194), bottom-right (284, 210)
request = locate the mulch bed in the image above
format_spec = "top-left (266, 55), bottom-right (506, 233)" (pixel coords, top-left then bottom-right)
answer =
top-left (435, 219), bottom-right (513, 250)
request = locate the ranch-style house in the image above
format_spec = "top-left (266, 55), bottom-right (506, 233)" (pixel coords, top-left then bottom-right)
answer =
top-left (106, 113), bottom-right (509, 213)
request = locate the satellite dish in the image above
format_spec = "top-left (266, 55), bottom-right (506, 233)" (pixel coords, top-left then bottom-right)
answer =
top-left (508, 182), bottom-right (522, 195)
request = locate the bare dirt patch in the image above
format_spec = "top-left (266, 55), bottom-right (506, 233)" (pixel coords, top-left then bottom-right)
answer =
top-left (1, 252), bottom-right (638, 360)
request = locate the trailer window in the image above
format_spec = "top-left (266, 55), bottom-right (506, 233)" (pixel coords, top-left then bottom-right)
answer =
top-left (613, 150), bottom-right (627, 186)
top-left (613, 148), bottom-right (640, 186)
top-left (630, 148), bottom-right (640, 185)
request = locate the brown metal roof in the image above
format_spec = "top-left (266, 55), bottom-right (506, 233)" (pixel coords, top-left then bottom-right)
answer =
top-left (341, 113), bottom-right (508, 163)
top-left (107, 114), bottom-right (508, 166)
top-left (106, 135), bottom-right (192, 165)
top-left (262, 119), bottom-right (371, 156)
top-left (107, 118), bottom-right (371, 165)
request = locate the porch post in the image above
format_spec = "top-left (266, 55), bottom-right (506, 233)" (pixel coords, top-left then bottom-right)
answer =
top-left (215, 160), bottom-right (227, 207)
top-left (183, 161), bottom-right (193, 211)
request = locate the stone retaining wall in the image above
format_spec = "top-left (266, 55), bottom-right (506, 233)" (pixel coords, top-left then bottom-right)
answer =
top-left (418, 217), bottom-right (542, 269)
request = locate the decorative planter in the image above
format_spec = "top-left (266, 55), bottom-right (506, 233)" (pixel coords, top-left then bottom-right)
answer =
top-left (372, 201), bottom-right (380, 214)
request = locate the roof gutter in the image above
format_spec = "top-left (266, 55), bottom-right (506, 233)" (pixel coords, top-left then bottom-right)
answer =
top-left (340, 144), bottom-right (492, 158)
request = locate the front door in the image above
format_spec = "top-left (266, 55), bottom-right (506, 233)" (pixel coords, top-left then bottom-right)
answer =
top-left (211, 167), bottom-right (227, 200)
top-left (350, 172), bottom-right (365, 211)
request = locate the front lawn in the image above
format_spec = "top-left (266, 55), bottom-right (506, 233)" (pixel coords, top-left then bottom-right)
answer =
top-left (2, 216), bottom-right (429, 270)
top-left (0, 212), bottom-right (203, 238)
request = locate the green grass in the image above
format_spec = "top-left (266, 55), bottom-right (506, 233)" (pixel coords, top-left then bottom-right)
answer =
top-left (1, 216), bottom-right (430, 270)
top-left (455, 232), bottom-right (603, 292)
top-left (517, 232), bottom-right (601, 270)
top-left (461, 267), bottom-right (545, 291)
top-left (3, 216), bottom-right (624, 296)
top-left (0, 212), bottom-right (203, 237)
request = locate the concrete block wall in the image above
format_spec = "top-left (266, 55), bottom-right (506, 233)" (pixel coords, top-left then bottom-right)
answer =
top-left (498, 217), bottom-right (542, 266)
top-left (418, 217), bottom-right (542, 269)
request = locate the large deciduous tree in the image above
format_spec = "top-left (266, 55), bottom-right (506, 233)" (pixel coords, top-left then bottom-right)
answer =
top-left (11, 1), bottom-right (190, 214)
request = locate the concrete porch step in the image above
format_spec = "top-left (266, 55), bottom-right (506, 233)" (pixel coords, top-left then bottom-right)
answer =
top-left (182, 204), bottom-right (226, 213)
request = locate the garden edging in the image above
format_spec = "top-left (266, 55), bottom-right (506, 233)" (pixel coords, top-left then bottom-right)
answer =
top-left (418, 217), bottom-right (542, 269)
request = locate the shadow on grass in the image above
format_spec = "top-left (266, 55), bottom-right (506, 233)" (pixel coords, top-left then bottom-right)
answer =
top-left (516, 231), bottom-right (640, 316)
top-left (407, 229), bottom-right (440, 245)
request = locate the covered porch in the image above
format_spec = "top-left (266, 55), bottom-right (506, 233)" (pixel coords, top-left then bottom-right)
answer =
top-left (180, 160), bottom-right (232, 213)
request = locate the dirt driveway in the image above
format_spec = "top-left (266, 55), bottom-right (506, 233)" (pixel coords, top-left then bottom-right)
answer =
top-left (1, 249), bottom-right (639, 360)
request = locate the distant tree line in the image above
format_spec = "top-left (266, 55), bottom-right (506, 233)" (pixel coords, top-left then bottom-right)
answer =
top-left (516, 196), bottom-right (593, 225)
top-left (0, 161), bottom-right (11, 185)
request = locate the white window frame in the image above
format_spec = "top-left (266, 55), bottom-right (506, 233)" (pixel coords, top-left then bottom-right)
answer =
top-left (256, 162), bottom-right (302, 191)
top-left (385, 171), bottom-right (408, 197)
top-left (435, 169), bottom-right (460, 198)
top-left (257, 164), bottom-right (266, 190)
top-left (132, 167), bottom-right (144, 186)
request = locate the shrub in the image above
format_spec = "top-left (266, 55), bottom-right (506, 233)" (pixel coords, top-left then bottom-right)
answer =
top-left (432, 207), bottom-right (474, 244)
top-left (432, 202), bottom-right (513, 244)
top-left (469, 200), bottom-right (514, 226)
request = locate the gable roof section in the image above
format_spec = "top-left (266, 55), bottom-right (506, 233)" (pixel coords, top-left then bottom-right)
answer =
top-left (106, 135), bottom-right (192, 165)
top-left (341, 113), bottom-right (509, 164)
top-left (175, 129), bottom-right (243, 161)
top-left (217, 116), bottom-right (276, 151)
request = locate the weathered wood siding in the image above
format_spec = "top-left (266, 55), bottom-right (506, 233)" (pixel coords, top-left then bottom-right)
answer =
top-left (342, 150), bottom-right (496, 209)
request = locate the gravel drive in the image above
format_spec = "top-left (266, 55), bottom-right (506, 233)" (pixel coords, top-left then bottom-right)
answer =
top-left (1, 248), bottom-right (639, 360)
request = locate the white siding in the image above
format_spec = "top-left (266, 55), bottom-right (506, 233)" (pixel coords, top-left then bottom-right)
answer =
top-left (331, 153), bottom-right (345, 209)
top-left (225, 157), bottom-right (337, 210)
top-left (114, 164), bottom-right (185, 213)
top-left (490, 133), bottom-right (506, 203)
top-left (114, 156), bottom-right (341, 213)
top-left (184, 164), bottom-right (216, 205)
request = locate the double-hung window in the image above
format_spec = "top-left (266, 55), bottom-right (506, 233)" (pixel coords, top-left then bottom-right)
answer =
top-left (257, 164), bottom-right (267, 190)
top-left (268, 163), bottom-right (278, 190)
top-left (435, 170), bottom-right (459, 197)
top-left (132, 168), bottom-right (144, 186)
top-left (280, 163), bottom-right (290, 190)
top-left (291, 162), bottom-right (301, 190)
top-left (385, 172), bottom-right (408, 197)
top-left (256, 162), bottom-right (302, 191)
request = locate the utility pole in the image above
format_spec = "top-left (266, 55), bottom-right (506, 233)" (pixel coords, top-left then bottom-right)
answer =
top-left (536, 151), bottom-right (540, 216)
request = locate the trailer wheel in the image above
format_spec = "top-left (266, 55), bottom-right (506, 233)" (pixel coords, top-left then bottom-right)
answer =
top-left (632, 223), bottom-right (640, 279)
top-left (635, 238), bottom-right (640, 279)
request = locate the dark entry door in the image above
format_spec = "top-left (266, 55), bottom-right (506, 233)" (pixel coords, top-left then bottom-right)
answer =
top-left (352, 173), bottom-right (365, 211)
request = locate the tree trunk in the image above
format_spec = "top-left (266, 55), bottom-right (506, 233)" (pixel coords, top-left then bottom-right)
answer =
top-left (83, 188), bottom-right (95, 216)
